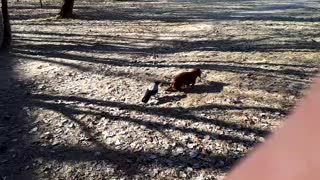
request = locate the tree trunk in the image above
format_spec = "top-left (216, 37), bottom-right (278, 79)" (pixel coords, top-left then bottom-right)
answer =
top-left (59, 0), bottom-right (75, 18)
top-left (0, 0), bottom-right (11, 52)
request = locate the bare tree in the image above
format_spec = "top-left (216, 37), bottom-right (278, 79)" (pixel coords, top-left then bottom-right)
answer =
top-left (0, 0), bottom-right (11, 52)
top-left (59, 0), bottom-right (75, 18)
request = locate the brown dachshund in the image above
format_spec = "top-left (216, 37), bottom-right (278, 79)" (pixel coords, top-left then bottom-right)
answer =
top-left (166, 68), bottom-right (201, 91)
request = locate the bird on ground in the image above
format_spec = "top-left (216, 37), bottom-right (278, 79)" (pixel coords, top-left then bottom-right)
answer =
top-left (142, 81), bottom-right (161, 103)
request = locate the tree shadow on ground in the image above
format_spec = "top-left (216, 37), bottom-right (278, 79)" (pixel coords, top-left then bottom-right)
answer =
top-left (10, 0), bottom-right (320, 23)
top-left (0, 50), bottom-right (275, 178)
top-left (11, 36), bottom-right (318, 78)
top-left (0, 53), bottom-right (35, 179)
top-left (157, 94), bottom-right (187, 104)
top-left (26, 92), bottom-right (276, 177)
top-left (179, 60), bottom-right (319, 69)
top-left (12, 31), bottom-right (320, 54)
top-left (71, 1), bottom-right (320, 23)
top-left (0, 54), bottom-right (247, 178)
top-left (30, 94), bottom-right (275, 137)
top-left (11, 44), bottom-right (317, 96)
top-left (184, 81), bottom-right (228, 94)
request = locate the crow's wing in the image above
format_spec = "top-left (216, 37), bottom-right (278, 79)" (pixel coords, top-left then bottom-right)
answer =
top-left (148, 83), bottom-right (159, 91)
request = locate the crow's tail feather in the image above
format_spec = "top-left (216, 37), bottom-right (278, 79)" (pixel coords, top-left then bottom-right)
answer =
top-left (142, 91), bottom-right (152, 103)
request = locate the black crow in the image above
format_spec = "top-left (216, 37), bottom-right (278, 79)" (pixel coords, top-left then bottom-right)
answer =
top-left (142, 81), bottom-right (161, 103)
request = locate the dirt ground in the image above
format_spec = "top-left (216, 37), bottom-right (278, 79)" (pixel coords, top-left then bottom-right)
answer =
top-left (1, 0), bottom-right (320, 179)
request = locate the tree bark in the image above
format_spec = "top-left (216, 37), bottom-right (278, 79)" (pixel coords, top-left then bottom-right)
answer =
top-left (0, 0), bottom-right (11, 52)
top-left (59, 0), bottom-right (75, 18)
